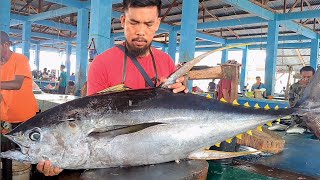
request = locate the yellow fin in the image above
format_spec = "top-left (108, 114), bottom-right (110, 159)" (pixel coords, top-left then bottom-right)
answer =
top-left (264, 104), bottom-right (270, 110)
top-left (274, 105), bottom-right (279, 110)
top-left (257, 126), bottom-right (263, 132)
top-left (188, 149), bottom-right (259, 160)
top-left (236, 134), bottom-right (243, 140)
top-left (232, 99), bottom-right (240, 106)
top-left (267, 121), bottom-right (273, 127)
top-left (220, 98), bottom-right (227, 103)
top-left (254, 103), bottom-right (260, 109)
top-left (247, 130), bottom-right (253, 136)
top-left (206, 94), bottom-right (213, 99)
top-left (226, 138), bottom-right (233, 143)
top-left (244, 102), bottom-right (250, 108)
top-left (98, 84), bottom-right (129, 94)
top-left (276, 118), bottom-right (281, 122)
top-left (215, 143), bottom-right (221, 148)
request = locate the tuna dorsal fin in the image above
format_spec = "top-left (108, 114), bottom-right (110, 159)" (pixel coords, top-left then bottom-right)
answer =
top-left (88, 122), bottom-right (164, 138)
top-left (188, 149), bottom-right (259, 160)
top-left (97, 84), bottom-right (130, 94)
top-left (295, 68), bottom-right (320, 109)
top-left (161, 43), bottom-right (252, 88)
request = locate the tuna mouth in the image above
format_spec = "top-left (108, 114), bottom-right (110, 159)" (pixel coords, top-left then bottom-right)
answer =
top-left (4, 134), bottom-right (30, 154)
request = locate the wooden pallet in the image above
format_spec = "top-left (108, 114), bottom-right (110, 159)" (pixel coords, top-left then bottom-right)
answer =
top-left (237, 127), bottom-right (285, 154)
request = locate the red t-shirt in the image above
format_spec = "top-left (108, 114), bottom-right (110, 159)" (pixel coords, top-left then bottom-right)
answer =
top-left (87, 46), bottom-right (176, 95)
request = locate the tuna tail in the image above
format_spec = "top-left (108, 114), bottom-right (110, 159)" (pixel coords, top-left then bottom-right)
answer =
top-left (295, 68), bottom-right (320, 139)
top-left (161, 43), bottom-right (252, 88)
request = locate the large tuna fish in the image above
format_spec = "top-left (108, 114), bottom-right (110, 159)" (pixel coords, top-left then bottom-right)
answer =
top-left (1, 45), bottom-right (319, 169)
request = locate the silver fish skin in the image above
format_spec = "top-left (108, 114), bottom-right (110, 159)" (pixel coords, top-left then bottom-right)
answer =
top-left (286, 125), bottom-right (307, 134)
top-left (268, 122), bottom-right (288, 131)
top-left (0, 88), bottom-right (293, 169)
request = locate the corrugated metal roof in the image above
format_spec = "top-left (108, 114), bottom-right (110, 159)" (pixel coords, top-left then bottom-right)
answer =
top-left (9, 0), bottom-right (320, 69)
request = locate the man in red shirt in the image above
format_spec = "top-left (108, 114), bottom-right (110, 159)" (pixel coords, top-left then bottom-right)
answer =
top-left (37, 0), bottom-right (188, 176)
top-left (87, 0), bottom-right (186, 95)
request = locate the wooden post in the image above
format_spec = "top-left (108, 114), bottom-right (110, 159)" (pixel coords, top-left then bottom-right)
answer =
top-left (221, 64), bottom-right (240, 103)
top-left (188, 64), bottom-right (240, 103)
top-left (285, 66), bottom-right (293, 100)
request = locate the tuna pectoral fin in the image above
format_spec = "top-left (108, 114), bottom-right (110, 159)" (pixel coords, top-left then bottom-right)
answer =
top-left (89, 122), bottom-right (163, 138)
top-left (188, 149), bottom-right (259, 160)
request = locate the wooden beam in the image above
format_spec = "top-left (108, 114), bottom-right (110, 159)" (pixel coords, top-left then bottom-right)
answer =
top-left (288, 0), bottom-right (300, 13)
top-left (300, 0), bottom-right (304, 23)
top-left (38, 0), bottom-right (43, 13)
top-left (18, 0), bottom-right (34, 13)
top-left (295, 49), bottom-right (306, 66)
top-left (188, 64), bottom-right (240, 103)
top-left (161, 0), bottom-right (178, 22)
top-left (200, 2), bottom-right (240, 39)
top-left (223, 64), bottom-right (240, 103)
top-left (188, 66), bottom-right (223, 80)
top-left (302, 19), bottom-right (312, 25)
top-left (285, 66), bottom-right (293, 100)
top-left (44, 2), bottom-right (53, 12)
top-left (304, 0), bottom-right (320, 24)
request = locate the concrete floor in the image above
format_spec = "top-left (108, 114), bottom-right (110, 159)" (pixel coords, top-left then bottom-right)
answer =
top-left (207, 133), bottom-right (320, 180)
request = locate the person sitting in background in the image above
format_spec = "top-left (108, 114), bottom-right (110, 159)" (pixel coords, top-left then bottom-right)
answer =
top-left (192, 86), bottom-right (203, 93)
top-left (42, 68), bottom-right (49, 79)
top-left (65, 81), bottom-right (76, 95)
top-left (208, 79), bottom-right (216, 92)
top-left (42, 68), bottom-right (48, 76)
top-left (289, 66), bottom-right (315, 107)
top-left (251, 76), bottom-right (266, 98)
top-left (70, 73), bottom-right (75, 82)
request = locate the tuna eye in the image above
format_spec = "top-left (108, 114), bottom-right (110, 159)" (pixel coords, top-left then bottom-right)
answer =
top-left (29, 131), bottom-right (41, 141)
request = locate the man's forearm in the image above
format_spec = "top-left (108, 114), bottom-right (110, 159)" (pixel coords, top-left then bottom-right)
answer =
top-left (0, 81), bottom-right (22, 90)
top-left (0, 76), bottom-right (25, 90)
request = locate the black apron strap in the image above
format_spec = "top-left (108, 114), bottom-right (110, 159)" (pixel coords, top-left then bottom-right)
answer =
top-left (121, 46), bottom-right (128, 84)
top-left (117, 45), bottom-right (155, 88)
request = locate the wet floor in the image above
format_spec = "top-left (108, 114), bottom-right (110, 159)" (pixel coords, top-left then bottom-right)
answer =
top-left (207, 133), bottom-right (320, 180)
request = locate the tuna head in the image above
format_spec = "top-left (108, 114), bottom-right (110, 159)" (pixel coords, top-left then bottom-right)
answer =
top-left (1, 120), bottom-right (90, 168)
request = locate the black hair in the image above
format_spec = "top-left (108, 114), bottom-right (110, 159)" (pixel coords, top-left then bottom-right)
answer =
top-left (123, 0), bottom-right (162, 16)
top-left (60, 65), bottom-right (66, 69)
top-left (300, 66), bottom-right (315, 75)
top-left (68, 81), bottom-right (75, 86)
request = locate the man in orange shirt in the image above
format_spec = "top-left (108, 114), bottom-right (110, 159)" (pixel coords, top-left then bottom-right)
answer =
top-left (1, 31), bottom-right (39, 179)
